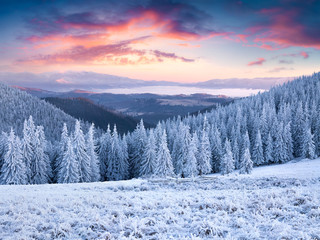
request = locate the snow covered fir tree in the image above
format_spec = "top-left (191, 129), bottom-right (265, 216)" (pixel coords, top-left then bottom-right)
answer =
top-left (1, 72), bottom-right (320, 184)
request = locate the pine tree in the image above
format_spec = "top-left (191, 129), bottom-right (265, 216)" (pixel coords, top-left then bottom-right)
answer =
top-left (210, 126), bottom-right (223, 172)
top-left (292, 102), bottom-right (305, 157)
top-left (283, 122), bottom-right (293, 161)
top-left (140, 130), bottom-right (157, 177)
top-left (198, 128), bottom-right (212, 175)
top-left (0, 129), bottom-right (27, 185)
top-left (252, 130), bottom-right (264, 165)
top-left (154, 122), bottom-right (163, 153)
top-left (98, 125), bottom-right (112, 181)
top-left (220, 139), bottom-right (234, 175)
top-left (54, 123), bottom-right (69, 182)
top-left (273, 122), bottom-right (286, 163)
top-left (73, 120), bottom-right (91, 182)
top-left (87, 123), bottom-right (100, 182)
top-left (260, 106), bottom-right (269, 146)
top-left (240, 148), bottom-right (253, 174)
top-left (58, 138), bottom-right (80, 184)
top-left (154, 130), bottom-right (174, 177)
top-left (265, 133), bottom-right (273, 163)
top-left (232, 139), bottom-right (240, 169)
top-left (184, 133), bottom-right (199, 178)
top-left (38, 126), bottom-right (52, 180)
top-left (241, 130), bottom-right (251, 158)
top-left (21, 116), bottom-right (36, 183)
top-left (172, 124), bottom-right (190, 177)
top-left (30, 127), bottom-right (49, 184)
top-left (0, 132), bottom-right (8, 172)
top-left (118, 134), bottom-right (129, 180)
top-left (314, 117), bottom-right (320, 157)
top-left (131, 119), bottom-right (147, 177)
top-left (107, 125), bottom-right (129, 181)
top-left (305, 128), bottom-right (316, 159)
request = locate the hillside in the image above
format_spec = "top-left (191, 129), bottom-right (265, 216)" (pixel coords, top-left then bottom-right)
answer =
top-left (44, 97), bottom-right (141, 134)
top-left (0, 158), bottom-right (319, 239)
top-left (0, 83), bottom-right (78, 141)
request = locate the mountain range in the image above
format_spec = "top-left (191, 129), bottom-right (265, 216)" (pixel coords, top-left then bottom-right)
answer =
top-left (13, 86), bottom-right (233, 125)
top-left (0, 71), bottom-right (294, 92)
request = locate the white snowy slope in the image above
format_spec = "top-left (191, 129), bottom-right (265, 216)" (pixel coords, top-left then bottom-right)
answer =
top-left (1, 159), bottom-right (320, 240)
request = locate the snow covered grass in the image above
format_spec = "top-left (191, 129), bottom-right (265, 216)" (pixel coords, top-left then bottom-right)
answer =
top-left (1, 159), bottom-right (320, 240)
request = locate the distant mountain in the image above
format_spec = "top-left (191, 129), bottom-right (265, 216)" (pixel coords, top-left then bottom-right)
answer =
top-left (14, 87), bottom-right (233, 124)
top-left (189, 77), bottom-right (294, 90)
top-left (44, 97), bottom-right (142, 134)
top-left (0, 71), bottom-right (179, 92)
top-left (0, 71), bottom-right (293, 92)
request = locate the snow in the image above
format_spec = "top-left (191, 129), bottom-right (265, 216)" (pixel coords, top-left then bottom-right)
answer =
top-left (1, 159), bottom-right (320, 239)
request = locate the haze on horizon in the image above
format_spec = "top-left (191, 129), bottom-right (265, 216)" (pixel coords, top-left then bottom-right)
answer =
top-left (0, 0), bottom-right (319, 88)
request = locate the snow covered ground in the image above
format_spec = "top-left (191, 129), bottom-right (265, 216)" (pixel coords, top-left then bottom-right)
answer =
top-left (1, 158), bottom-right (320, 240)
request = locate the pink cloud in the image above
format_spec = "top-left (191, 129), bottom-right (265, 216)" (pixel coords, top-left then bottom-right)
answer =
top-left (300, 51), bottom-right (309, 59)
top-left (247, 58), bottom-right (266, 66)
top-left (18, 39), bottom-right (195, 66)
top-left (236, 34), bottom-right (249, 43)
top-left (250, 9), bottom-right (320, 50)
top-left (56, 78), bottom-right (71, 84)
top-left (280, 51), bottom-right (310, 59)
top-left (268, 67), bottom-right (294, 73)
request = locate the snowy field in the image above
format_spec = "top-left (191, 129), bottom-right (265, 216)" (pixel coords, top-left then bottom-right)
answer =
top-left (1, 159), bottom-right (320, 240)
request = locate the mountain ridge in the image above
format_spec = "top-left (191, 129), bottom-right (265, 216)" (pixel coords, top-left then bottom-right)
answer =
top-left (0, 71), bottom-right (294, 92)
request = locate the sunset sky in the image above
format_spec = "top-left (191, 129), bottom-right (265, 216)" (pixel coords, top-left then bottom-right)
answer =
top-left (0, 0), bottom-right (319, 84)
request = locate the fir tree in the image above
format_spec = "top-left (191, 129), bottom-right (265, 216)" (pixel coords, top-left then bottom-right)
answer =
top-left (21, 116), bottom-right (36, 183)
top-left (154, 130), bottom-right (174, 177)
top-left (87, 123), bottom-right (100, 182)
top-left (292, 102), bottom-right (305, 157)
top-left (58, 138), bottom-right (79, 184)
top-left (210, 126), bottom-right (223, 173)
top-left (305, 128), bottom-right (316, 159)
top-left (273, 122), bottom-right (286, 163)
top-left (252, 130), bottom-right (264, 165)
top-left (314, 117), bottom-right (320, 157)
top-left (198, 128), bottom-right (212, 175)
top-left (232, 139), bottom-right (240, 169)
top-left (0, 132), bottom-right (8, 172)
top-left (283, 122), bottom-right (293, 161)
top-left (240, 148), bottom-right (253, 174)
top-left (107, 125), bottom-right (129, 181)
top-left (131, 119), bottom-right (147, 177)
top-left (172, 124), bottom-right (190, 177)
top-left (54, 123), bottom-right (69, 182)
top-left (73, 120), bottom-right (91, 182)
top-left (140, 130), bottom-right (157, 176)
top-left (98, 125), bottom-right (112, 181)
top-left (241, 130), bottom-right (251, 159)
top-left (265, 133), bottom-right (273, 163)
top-left (184, 133), bottom-right (198, 178)
top-left (30, 127), bottom-right (49, 184)
top-left (220, 139), bottom-right (234, 175)
top-left (118, 134), bottom-right (129, 180)
top-left (38, 126), bottom-right (52, 180)
top-left (0, 129), bottom-right (27, 185)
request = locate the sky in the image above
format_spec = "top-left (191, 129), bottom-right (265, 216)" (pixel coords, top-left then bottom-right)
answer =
top-left (0, 0), bottom-right (319, 86)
